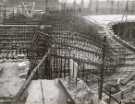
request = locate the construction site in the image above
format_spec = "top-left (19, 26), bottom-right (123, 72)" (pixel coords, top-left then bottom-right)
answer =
top-left (0, 0), bottom-right (135, 104)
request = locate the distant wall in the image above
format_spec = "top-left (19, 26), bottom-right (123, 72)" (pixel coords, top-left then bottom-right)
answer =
top-left (87, 0), bottom-right (135, 14)
top-left (2, 0), bottom-right (135, 14)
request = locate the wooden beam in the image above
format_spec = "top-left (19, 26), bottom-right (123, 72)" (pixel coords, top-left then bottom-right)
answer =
top-left (12, 45), bottom-right (54, 104)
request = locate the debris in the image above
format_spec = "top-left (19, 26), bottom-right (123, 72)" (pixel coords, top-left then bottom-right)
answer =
top-left (60, 77), bottom-right (99, 104)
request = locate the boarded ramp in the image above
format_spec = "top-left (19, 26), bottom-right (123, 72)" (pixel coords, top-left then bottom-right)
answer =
top-left (25, 78), bottom-right (106, 104)
top-left (25, 79), bottom-right (69, 104)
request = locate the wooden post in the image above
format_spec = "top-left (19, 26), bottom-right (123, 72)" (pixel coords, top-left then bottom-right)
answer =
top-left (98, 36), bottom-right (106, 100)
top-left (108, 87), bottom-right (112, 104)
top-left (40, 80), bottom-right (45, 104)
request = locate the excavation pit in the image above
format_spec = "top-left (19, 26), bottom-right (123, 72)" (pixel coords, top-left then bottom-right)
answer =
top-left (112, 22), bottom-right (135, 45)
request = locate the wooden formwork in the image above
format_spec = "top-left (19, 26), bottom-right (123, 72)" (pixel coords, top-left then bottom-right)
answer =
top-left (0, 25), bottom-right (37, 60)
top-left (42, 25), bottom-right (119, 82)
top-left (0, 24), bottom-right (121, 78)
